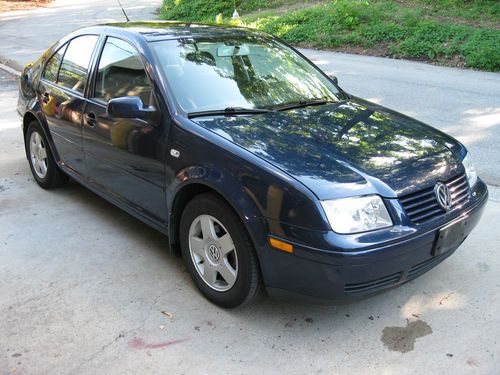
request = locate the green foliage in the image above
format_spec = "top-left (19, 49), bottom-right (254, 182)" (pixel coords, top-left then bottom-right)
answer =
top-left (161, 0), bottom-right (230, 21)
top-left (460, 29), bottom-right (500, 71)
top-left (331, 0), bottom-right (371, 29)
top-left (415, 0), bottom-right (500, 22)
top-left (161, 0), bottom-right (305, 22)
top-left (389, 21), bottom-right (467, 59)
top-left (160, 0), bottom-right (500, 71)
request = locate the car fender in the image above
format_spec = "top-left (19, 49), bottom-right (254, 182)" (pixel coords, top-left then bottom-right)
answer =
top-left (167, 164), bottom-right (269, 251)
top-left (166, 119), bottom-right (332, 254)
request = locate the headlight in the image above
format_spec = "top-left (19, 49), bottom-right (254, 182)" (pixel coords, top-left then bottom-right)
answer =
top-left (462, 152), bottom-right (477, 188)
top-left (321, 195), bottom-right (393, 234)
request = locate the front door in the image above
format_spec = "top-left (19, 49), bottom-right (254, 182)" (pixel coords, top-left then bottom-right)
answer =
top-left (82, 36), bottom-right (167, 225)
top-left (39, 35), bottom-right (99, 176)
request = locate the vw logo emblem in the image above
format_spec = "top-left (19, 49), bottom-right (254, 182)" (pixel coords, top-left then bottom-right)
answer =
top-left (208, 244), bottom-right (220, 261)
top-left (434, 182), bottom-right (453, 211)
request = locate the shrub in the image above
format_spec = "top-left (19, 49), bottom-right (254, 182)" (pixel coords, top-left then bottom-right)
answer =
top-left (160, 0), bottom-right (500, 71)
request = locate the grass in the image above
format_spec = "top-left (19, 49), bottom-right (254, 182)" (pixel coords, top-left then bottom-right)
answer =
top-left (160, 0), bottom-right (315, 21)
top-left (160, 0), bottom-right (500, 71)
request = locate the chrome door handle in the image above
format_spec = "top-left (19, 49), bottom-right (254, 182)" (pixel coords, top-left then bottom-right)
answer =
top-left (84, 113), bottom-right (97, 127)
top-left (41, 92), bottom-right (50, 103)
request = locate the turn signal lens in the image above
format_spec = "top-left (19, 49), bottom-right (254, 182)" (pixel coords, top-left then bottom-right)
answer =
top-left (269, 238), bottom-right (293, 253)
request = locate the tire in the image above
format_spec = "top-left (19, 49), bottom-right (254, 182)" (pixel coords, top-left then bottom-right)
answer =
top-left (25, 121), bottom-right (69, 189)
top-left (179, 193), bottom-right (262, 308)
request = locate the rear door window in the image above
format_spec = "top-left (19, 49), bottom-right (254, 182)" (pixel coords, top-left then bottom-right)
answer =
top-left (58, 35), bottom-right (98, 94)
top-left (43, 44), bottom-right (67, 83)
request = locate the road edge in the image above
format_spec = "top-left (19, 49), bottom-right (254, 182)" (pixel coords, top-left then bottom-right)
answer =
top-left (0, 62), bottom-right (21, 76)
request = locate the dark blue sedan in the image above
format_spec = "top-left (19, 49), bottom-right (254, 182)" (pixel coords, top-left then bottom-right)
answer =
top-left (17, 21), bottom-right (488, 307)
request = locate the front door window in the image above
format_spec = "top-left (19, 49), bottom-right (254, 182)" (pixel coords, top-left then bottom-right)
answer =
top-left (94, 37), bottom-right (154, 107)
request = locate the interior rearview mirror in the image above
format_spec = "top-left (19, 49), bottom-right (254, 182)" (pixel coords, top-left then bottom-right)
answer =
top-left (217, 44), bottom-right (250, 57)
top-left (107, 96), bottom-right (156, 120)
top-left (328, 74), bottom-right (338, 85)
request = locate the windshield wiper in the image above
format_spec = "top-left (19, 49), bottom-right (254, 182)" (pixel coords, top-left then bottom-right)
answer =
top-left (269, 99), bottom-right (336, 112)
top-left (187, 107), bottom-right (274, 119)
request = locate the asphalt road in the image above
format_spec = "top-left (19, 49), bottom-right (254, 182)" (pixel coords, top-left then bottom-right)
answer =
top-left (0, 1), bottom-right (499, 373)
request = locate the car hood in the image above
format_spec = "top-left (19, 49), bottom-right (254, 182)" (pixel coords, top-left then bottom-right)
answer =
top-left (192, 98), bottom-right (464, 200)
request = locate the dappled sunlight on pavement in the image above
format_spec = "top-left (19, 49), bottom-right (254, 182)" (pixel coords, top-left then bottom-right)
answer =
top-left (400, 290), bottom-right (467, 317)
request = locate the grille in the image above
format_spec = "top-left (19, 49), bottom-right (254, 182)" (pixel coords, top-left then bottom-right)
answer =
top-left (345, 251), bottom-right (455, 295)
top-left (407, 253), bottom-right (448, 279)
top-left (345, 272), bottom-right (402, 294)
top-left (400, 173), bottom-right (470, 224)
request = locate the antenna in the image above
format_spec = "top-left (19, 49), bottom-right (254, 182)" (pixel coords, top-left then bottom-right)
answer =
top-left (116, 0), bottom-right (130, 22)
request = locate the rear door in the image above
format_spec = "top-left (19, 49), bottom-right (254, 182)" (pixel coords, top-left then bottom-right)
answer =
top-left (39, 35), bottom-right (99, 176)
top-left (82, 36), bottom-right (167, 225)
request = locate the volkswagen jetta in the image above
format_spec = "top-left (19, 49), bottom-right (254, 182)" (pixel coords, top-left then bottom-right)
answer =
top-left (17, 21), bottom-right (488, 307)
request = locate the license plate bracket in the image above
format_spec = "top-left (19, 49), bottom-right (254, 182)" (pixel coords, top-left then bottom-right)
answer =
top-left (432, 217), bottom-right (469, 256)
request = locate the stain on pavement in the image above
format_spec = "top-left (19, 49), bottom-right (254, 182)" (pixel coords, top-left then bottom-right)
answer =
top-left (476, 262), bottom-right (490, 272)
top-left (381, 320), bottom-right (432, 353)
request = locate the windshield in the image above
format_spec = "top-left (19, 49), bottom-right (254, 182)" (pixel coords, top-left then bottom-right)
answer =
top-left (150, 35), bottom-right (341, 113)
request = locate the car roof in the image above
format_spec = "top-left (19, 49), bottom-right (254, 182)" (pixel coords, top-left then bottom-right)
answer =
top-left (89, 21), bottom-right (268, 42)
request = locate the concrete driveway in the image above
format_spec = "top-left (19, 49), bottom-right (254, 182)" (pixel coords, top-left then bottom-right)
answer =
top-left (1, 2), bottom-right (500, 373)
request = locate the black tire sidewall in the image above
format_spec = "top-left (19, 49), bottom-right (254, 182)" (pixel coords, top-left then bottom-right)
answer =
top-left (25, 121), bottom-right (58, 189)
top-left (179, 194), bottom-right (259, 308)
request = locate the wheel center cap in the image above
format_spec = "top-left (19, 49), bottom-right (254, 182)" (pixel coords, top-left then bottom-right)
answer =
top-left (208, 244), bottom-right (220, 262)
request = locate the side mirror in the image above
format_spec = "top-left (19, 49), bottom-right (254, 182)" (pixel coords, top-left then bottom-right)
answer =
top-left (107, 96), bottom-right (155, 120)
top-left (328, 74), bottom-right (338, 85)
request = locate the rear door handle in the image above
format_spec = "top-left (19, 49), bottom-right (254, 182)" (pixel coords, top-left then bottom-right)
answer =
top-left (42, 92), bottom-right (50, 103)
top-left (84, 113), bottom-right (97, 127)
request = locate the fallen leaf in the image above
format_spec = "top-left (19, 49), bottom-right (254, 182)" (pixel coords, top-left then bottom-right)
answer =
top-left (161, 311), bottom-right (174, 319)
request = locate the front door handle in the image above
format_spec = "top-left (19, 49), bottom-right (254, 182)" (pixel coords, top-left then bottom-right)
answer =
top-left (84, 113), bottom-right (97, 127)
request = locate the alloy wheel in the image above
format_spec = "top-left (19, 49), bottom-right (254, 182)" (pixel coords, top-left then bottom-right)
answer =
top-left (29, 131), bottom-right (48, 179)
top-left (188, 214), bottom-right (238, 292)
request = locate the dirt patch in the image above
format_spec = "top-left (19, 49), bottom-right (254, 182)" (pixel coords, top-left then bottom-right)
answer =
top-left (428, 14), bottom-right (500, 31)
top-left (381, 320), bottom-right (432, 353)
top-left (246, 1), bottom-right (328, 17)
top-left (0, 0), bottom-right (52, 13)
top-left (394, 0), bottom-right (499, 30)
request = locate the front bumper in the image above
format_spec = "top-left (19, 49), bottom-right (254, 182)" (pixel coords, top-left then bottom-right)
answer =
top-left (247, 179), bottom-right (488, 304)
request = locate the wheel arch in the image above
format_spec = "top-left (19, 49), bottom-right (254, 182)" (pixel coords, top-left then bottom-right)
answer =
top-left (22, 111), bottom-right (38, 137)
top-left (22, 110), bottom-right (60, 161)
top-left (168, 180), bottom-right (265, 255)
